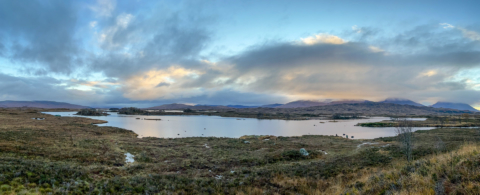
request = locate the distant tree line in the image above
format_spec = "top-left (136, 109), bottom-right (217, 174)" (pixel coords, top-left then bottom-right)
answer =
top-left (184, 108), bottom-right (194, 113)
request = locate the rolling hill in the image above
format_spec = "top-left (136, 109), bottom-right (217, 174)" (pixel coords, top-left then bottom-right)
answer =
top-left (0, 101), bottom-right (89, 109)
top-left (276, 100), bottom-right (329, 108)
top-left (260, 103), bottom-right (284, 108)
top-left (379, 98), bottom-right (424, 107)
top-left (269, 102), bottom-right (476, 115)
top-left (145, 103), bottom-right (229, 110)
top-left (431, 102), bottom-right (479, 112)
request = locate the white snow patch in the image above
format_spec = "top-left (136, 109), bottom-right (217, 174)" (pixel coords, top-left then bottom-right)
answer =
top-left (125, 152), bottom-right (135, 163)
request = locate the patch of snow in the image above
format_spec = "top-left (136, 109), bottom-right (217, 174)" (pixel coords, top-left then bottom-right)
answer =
top-left (125, 152), bottom-right (135, 163)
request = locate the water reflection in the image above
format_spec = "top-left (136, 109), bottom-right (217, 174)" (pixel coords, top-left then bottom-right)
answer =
top-left (43, 112), bottom-right (434, 139)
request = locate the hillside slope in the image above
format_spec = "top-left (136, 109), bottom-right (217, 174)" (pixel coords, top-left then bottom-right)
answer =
top-left (233, 102), bottom-right (475, 116)
top-left (276, 100), bottom-right (328, 108)
top-left (145, 103), bottom-right (229, 110)
top-left (432, 102), bottom-right (479, 112)
top-left (0, 101), bottom-right (89, 109)
top-left (379, 98), bottom-right (424, 107)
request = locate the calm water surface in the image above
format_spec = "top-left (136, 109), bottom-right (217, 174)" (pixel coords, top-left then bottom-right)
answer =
top-left (43, 112), bottom-right (433, 139)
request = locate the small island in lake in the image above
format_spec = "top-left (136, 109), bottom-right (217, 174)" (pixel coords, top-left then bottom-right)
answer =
top-left (76, 108), bottom-right (110, 116)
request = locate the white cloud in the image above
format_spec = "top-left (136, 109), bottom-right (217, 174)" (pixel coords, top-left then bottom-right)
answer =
top-left (122, 66), bottom-right (202, 100)
top-left (440, 23), bottom-right (454, 29)
top-left (90, 21), bottom-right (97, 28)
top-left (90, 0), bottom-right (116, 17)
top-left (440, 23), bottom-right (479, 41)
top-left (300, 33), bottom-right (346, 45)
top-left (458, 28), bottom-right (480, 41)
top-left (420, 70), bottom-right (438, 77)
top-left (368, 46), bottom-right (384, 53)
top-left (116, 13), bottom-right (134, 28)
top-left (97, 13), bottom-right (135, 49)
top-left (352, 25), bottom-right (362, 33)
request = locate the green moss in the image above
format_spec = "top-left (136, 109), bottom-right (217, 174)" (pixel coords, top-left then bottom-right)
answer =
top-left (0, 184), bottom-right (11, 192)
top-left (27, 183), bottom-right (36, 188)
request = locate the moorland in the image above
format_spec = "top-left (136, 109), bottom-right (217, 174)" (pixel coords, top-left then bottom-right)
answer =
top-left (1, 108), bottom-right (480, 194)
top-left (116, 102), bottom-right (479, 121)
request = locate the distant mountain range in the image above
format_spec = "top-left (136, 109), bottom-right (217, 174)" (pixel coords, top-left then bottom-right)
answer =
top-left (380, 98), bottom-right (425, 107)
top-left (194, 104), bottom-right (285, 108)
top-left (276, 100), bottom-right (329, 108)
top-left (142, 98), bottom-right (478, 113)
top-left (146, 104), bottom-right (286, 109)
top-left (431, 102), bottom-right (479, 112)
top-left (2, 99), bottom-right (477, 113)
top-left (145, 104), bottom-right (229, 110)
top-left (0, 101), bottom-right (89, 109)
top-left (282, 102), bottom-right (476, 115)
top-left (275, 100), bottom-right (370, 108)
top-left (260, 103), bottom-right (284, 108)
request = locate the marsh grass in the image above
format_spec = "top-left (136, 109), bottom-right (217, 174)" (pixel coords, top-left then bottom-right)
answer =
top-left (0, 109), bottom-right (479, 194)
top-left (360, 116), bottom-right (480, 127)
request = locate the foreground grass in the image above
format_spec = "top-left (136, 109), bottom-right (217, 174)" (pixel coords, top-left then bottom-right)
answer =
top-left (0, 109), bottom-right (480, 194)
top-left (268, 144), bottom-right (480, 194)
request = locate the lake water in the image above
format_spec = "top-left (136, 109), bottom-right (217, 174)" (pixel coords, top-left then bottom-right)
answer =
top-left (43, 112), bottom-right (434, 139)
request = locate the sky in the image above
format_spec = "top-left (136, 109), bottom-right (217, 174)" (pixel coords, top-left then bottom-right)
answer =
top-left (0, 0), bottom-right (480, 108)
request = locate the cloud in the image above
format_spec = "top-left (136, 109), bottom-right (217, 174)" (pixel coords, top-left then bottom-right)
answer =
top-left (0, 1), bottom-right (479, 107)
top-left (368, 46), bottom-right (384, 53)
top-left (439, 23), bottom-right (480, 41)
top-left (90, 0), bottom-right (116, 17)
top-left (87, 22), bottom-right (479, 106)
top-left (90, 21), bottom-right (98, 28)
top-left (89, 2), bottom-right (214, 78)
top-left (300, 33), bottom-right (346, 45)
top-left (420, 70), bottom-right (438, 77)
top-left (440, 23), bottom-right (454, 29)
top-left (0, 73), bottom-right (92, 104)
top-left (458, 28), bottom-right (480, 41)
top-left (0, 0), bottom-right (81, 74)
top-left (156, 82), bottom-right (171, 87)
top-left (200, 24), bottom-right (480, 104)
top-left (97, 13), bottom-right (135, 50)
top-left (121, 66), bottom-right (202, 100)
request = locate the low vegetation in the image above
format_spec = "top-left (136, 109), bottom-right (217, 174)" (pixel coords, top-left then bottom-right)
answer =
top-left (76, 109), bottom-right (109, 116)
top-left (116, 103), bottom-right (480, 121)
top-left (0, 109), bottom-right (479, 194)
top-left (117, 107), bottom-right (145, 115)
top-left (358, 115), bottom-right (480, 127)
top-left (359, 122), bottom-right (396, 127)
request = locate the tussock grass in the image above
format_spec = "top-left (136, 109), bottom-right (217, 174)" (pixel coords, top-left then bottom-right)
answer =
top-left (269, 144), bottom-right (480, 194)
top-left (0, 109), bottom-right (479, 194)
